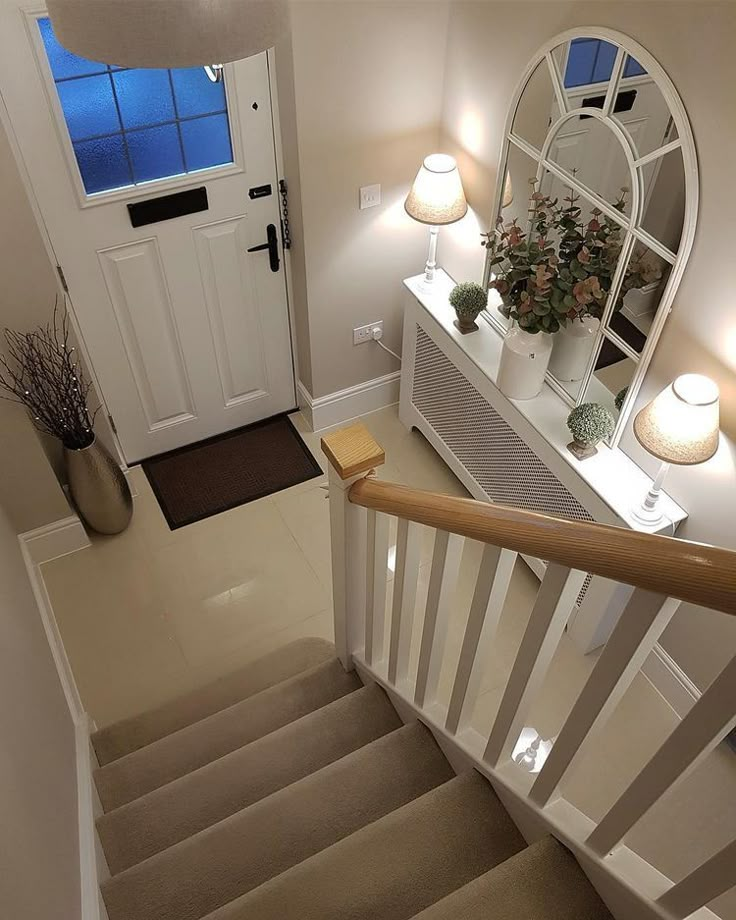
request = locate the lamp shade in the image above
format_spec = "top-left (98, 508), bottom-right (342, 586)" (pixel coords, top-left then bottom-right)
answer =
top-left (633, 373), bottom-right (720, 465)
top-left (405, 154), bottom-right (468, 226)
top-left (46, 0), bottom-right (289, 68)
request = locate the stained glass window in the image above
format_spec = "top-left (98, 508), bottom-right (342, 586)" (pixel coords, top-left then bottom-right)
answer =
top-left (38, 17), bottom-right (234, 195)
top-left (564, 38), bottom-right (648, 88)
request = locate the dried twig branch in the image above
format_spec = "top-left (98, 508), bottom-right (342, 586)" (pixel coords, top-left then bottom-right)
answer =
top-left (0, 300), bottom-right (99, 449)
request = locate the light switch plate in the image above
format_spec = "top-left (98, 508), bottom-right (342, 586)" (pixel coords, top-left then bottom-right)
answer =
top-left (359, 184), bottom-right (381, 209)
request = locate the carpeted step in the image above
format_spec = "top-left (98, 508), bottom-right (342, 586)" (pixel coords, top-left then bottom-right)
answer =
top-left (101, 722), bottom-right (454, 920)
top-left (198, 771), bottom-right (526, 920)
top-left (408, 836), bottom-right (614, 920)
top-left (98, 684), bottom-right (402, 873)
top-left (95, 656), bottom-right (360, 811)
top-left (92, 637), bottom-right (336, 765)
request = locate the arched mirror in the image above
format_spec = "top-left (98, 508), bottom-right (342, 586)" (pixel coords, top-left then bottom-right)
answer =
top-left (482, 29), bottom-right (698, 447)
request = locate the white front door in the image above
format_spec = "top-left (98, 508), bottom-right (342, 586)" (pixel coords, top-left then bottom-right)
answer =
top-left (0, 5), bottom-right (295, 462)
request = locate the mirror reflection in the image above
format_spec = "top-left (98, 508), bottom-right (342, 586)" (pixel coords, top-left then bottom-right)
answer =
top-left (606, 239), bottom-right (671, 350)
top-left (590, 336), bottom-right (638, 418)
top-left (487, 32), bottom-right (691, 440)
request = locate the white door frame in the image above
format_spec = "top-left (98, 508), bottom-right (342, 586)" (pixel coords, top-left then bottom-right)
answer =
top-left (0, 41), bottom-right (300, 469)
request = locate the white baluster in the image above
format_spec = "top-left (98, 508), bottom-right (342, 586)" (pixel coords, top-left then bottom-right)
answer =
top-left (445, 546), bottom-right (516, 735)
top-left (484, 564), bottom-right (587, 767)
top-left (588, 654), bottom-right (736, 856)
top-left (326, 464), bottom-right (367, 669)
top-left (657, 839), bottom-right (736, 919)
top-left (365, 508), bottom-right (389, 667)
top-left (414, 530), bottom-right (463, 708)
top-left (530, 590), bottom-right (680, 806)
top-left (388, 518), bottom-right (422, 686)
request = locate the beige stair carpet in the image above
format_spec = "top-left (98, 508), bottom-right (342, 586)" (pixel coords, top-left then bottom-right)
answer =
top-left (95, 657), bottom-right (360, 811)
top-left (409, 836), bottom-right (614, 919)
top-left (101, 722), bottom-right (454, 920)
top-left (92, 637), bottom-right (335, 765)
top-left (198, 771), bottom-right (526, 920)
top-left (98, 684), bottom-right (402, 873)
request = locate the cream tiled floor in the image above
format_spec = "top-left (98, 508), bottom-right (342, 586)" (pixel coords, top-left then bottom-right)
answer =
top-left (41, 405), bottom-right (735, 914)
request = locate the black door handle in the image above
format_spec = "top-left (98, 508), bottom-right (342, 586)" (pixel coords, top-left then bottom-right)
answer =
top-left (247, 223), bottom-right (280, 272)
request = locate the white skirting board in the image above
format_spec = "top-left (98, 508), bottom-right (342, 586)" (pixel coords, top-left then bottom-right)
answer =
top-left (19, 515), bottom-right (106, 920)
top-left (297, 371), bottom-right (400, 432)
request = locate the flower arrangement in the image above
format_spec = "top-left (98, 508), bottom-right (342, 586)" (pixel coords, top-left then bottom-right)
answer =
top-left (566, 401), bottom-right (615, 460)
top-left (449, 281), bottom-right (488, 333)
top-left (0, 304), bottom-right (98, 449)
top-left (483, 179), bottom-right (661, 335)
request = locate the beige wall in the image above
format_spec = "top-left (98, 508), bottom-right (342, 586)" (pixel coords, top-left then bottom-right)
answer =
top-left (0, 115), bottom-right (72, 532)
top-left (0, 499), bottom-right (80, 918)
top-left (438, 1), bottom-right (736, 689)
top-left (286, 0), bottom-right (451, 398)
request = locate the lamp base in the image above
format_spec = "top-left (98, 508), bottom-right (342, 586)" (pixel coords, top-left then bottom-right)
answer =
top-left (630, 460), bottom-right (670, 530)
top-left (418, 225), bottom-right (440, 292)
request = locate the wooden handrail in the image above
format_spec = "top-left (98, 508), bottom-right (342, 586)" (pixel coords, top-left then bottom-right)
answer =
top-left (348, 478), bottom-right (736, 616)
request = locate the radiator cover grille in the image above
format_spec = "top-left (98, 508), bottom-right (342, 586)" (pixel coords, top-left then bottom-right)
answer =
top-left (412, 327), bottom-right (594, 524)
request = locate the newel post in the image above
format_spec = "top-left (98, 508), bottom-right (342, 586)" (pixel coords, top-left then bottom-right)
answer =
top-left (321, 423), bottom-right (385, 670)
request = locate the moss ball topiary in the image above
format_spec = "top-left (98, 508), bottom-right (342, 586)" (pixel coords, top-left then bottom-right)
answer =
top-left (449, 282), bottom-right (488, 316)
top-left (567, 402), bottom-right (615, 446)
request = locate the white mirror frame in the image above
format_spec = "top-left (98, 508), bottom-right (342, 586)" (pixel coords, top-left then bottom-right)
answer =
top-left (481, 27), bottom-right (699, 449)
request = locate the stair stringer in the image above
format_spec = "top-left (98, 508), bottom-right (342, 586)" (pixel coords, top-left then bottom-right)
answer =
top-left (353, 659), bottom-right (720, 920)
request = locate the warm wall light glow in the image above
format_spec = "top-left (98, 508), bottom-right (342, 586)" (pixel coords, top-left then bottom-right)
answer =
top-left (458, 110), bottom-right (485, 159)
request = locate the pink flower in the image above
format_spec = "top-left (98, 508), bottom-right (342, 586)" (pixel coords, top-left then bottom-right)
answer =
top-left (588, 218), bottom-right (602, 232)
top-left (578, 247), bottom-right (592, 264)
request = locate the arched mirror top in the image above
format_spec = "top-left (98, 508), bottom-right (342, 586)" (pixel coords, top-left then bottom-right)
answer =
top-left (483, 28), bottom-right (698, 447)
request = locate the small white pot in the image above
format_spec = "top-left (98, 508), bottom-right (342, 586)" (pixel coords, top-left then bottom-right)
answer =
top-left (496, 326), bottom-right (554, 400)
top-left (548, 317), bottom-right (600, 382)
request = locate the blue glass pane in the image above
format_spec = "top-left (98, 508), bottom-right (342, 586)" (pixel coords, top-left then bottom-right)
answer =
top-left (180, 114), bottom-right (233, 172)
top-left (56, 74), bottom-right (120, 140)
top-left (73, 135), bottom-right (131, 193)
top-left (624, 55), bottom-right (647, 78)
top-left (170, 67), bottom-right (227, 117)
top-left (113, 69), bottom-right (175, 129)
top-left (592, 40), bottom-right (617, 84)
top-left (38, 17), bottom-right (108, 80)
top-left (127, 124), bottom-right (185, 183)
top-left (565, 39), bottom-right (597, 88)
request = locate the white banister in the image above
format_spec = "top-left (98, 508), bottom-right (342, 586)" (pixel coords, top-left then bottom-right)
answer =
top-left (414, 530), bottom-right (463, 708)
top-left (484, 564), bottom-right (587, 767)
top-left (445, 546), bottom-right (516, 735)
top-left (365, 508), bottom-right (389, 666)
top-left (588, 654), bottom-right (736, 857)
top-left (530, 590), bottom-right (680, 806)
top-left (656, 838), bottom-right (736, 918)
top-left (388, 518), bottom-right (422, 685)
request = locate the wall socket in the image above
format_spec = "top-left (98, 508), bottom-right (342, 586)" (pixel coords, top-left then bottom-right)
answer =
top-left (353, 320), bottom-right (383, 345)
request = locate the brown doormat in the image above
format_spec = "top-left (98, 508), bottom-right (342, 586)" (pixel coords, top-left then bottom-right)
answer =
top-left (142, 414), bottom-right (322, 530)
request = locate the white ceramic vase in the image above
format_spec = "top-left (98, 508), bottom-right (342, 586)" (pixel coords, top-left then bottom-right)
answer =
top-left (496, 326), bottom-right (553, 400)
top-left (548, 317), bottom-right (600, 382)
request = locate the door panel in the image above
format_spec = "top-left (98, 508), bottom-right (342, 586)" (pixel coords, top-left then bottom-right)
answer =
top-left (97, 239), bottom-right (196, 429)
top-left (0, 5), bottom-right (295, 463)
top-left (194, 217), bottom-right (268, 407)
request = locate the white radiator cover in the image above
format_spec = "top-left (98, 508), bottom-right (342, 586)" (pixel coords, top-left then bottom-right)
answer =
top-left (412, 327), bottom-right (594, 526)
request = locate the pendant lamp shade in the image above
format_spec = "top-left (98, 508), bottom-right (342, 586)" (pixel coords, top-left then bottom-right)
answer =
top-left (46, 0), bottom-right (289, 68)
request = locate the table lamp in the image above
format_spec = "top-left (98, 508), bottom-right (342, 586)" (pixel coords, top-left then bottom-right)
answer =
top-left (632, 373), bottom-right (720, 527)
top-left (405, 154), bottom-right (467, 288)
